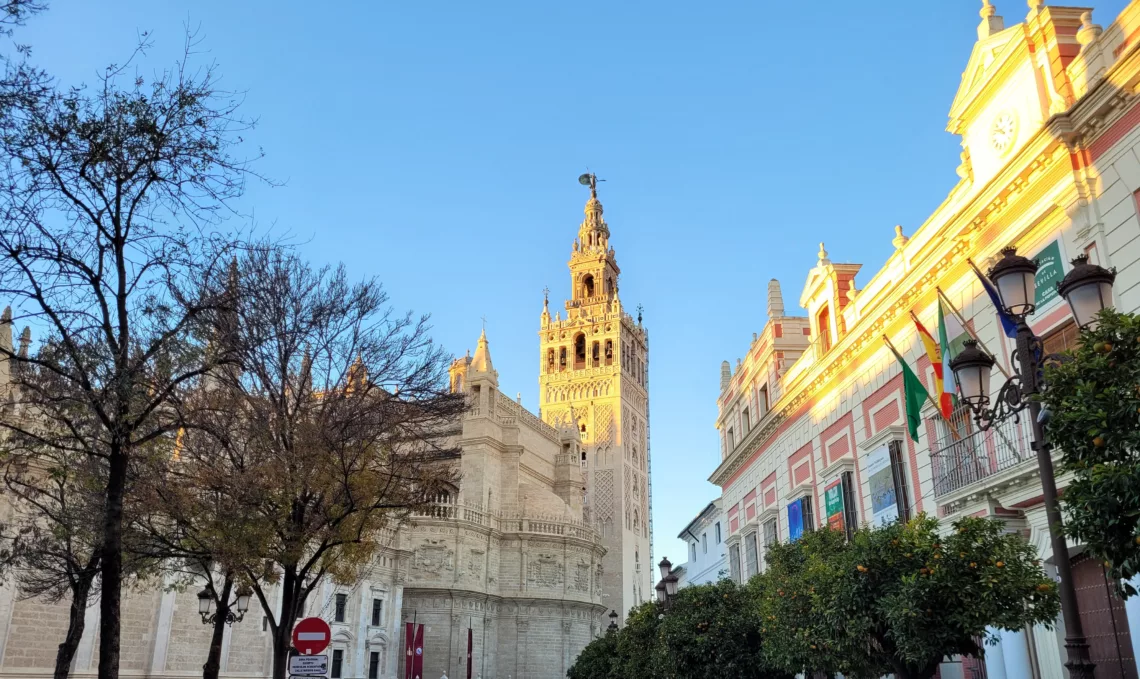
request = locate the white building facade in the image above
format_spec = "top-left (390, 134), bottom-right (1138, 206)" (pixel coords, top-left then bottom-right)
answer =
top-left (676, 500), bottom-right (727, 589)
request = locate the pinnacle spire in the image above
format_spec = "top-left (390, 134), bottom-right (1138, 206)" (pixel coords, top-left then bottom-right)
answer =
top-left (471, 325), bottom-right (494, 375)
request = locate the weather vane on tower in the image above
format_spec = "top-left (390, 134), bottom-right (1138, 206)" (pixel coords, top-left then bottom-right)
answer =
top-left (578, 171), bottom-right (605, 197)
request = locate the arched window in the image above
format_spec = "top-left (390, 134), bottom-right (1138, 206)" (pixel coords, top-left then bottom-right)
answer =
top-left (605, 277), bottom-right (614, 296)
top-left (604, 340), bottom-right (613, 366)
top-left (591, 341), bottom-right (600, 366)
top-left (574, 333), bottom-right (586, 369)
top-left (583, 274), bottom-right (595, 298)
top-left (559, 347), bottom-right (567, 371)
top-left (546, 349), bottom-right (555, 372)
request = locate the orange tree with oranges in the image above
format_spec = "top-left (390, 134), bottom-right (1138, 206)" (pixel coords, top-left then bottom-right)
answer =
top-left (1042, 308), bottom-right (1140, 595)
top-left (838, 515), bottom-right (1058, 679)
top-left (759, 527), bottom-right (884, 678)
top-left (656, 578), bottom-right (793, 679)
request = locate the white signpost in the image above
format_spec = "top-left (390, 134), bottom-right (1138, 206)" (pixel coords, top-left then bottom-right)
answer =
top-left (288, 654), bottom-right (328, 676)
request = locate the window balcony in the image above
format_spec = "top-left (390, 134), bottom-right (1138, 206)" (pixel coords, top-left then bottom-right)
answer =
top-left (930, 414), bottom-right (1034, 498)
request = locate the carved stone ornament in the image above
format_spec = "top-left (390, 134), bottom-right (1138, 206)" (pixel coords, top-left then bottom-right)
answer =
top-left (527, 553), bottom-right (565, 588)
top-left (412, 541), bottom-right (454, 575)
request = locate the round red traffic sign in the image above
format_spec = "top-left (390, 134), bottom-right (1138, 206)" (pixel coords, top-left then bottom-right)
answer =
top-left (292, 617), bottom-right (331, 655)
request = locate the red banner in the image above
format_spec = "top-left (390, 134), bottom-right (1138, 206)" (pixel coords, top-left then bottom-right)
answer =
top-left (403, 622), bottom-right (414, 679)
top-left (411, 624), bottom-right (425, 679)
top-left (466, 626), bottom-right (473, 679)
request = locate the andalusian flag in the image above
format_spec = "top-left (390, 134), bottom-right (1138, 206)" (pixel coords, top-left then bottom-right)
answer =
top-left (912, 310), bottom-right (954, 419)
top-left (886, 340), bottom-right (930, 443)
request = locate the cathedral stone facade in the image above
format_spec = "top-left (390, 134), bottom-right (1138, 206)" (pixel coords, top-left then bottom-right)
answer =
top-left (0, 182), bottom-right (633, 679)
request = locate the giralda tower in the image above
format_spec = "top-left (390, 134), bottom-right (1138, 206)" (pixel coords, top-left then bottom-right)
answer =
top-left (538, 175), bottom-right (652, 623)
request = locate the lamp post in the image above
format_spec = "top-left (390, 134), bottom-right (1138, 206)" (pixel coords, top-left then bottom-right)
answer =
top-left (948, 246), bottom-right (1116, 679)
top-left (197, 584), bottom-right (253, 626)
top-left (607, 609), bottom-right (618, 633)
top-left (655, 557), bottom-right (678, 612)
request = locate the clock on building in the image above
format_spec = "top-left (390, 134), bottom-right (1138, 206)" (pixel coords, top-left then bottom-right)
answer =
top-left (990, 110), bottom-right (1017, 154)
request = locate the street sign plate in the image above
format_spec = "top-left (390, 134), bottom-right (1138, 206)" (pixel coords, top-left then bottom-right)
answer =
top-left (288, 654), bottom-right (328, 676)
top-left (292, 617), bottom-right (332, 655)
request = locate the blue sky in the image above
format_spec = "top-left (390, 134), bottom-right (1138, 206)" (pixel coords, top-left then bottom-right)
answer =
top-left (19, 0), bottom-right (1130, 568)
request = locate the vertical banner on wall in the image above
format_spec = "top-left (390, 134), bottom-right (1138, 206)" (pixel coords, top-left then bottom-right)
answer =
top-left (466, 625), bottom-right (473, 679)
top-left (411, 624), bottom-right (425, 679)
top-left (867, 445), bottom-right (899, 526)
top-left (404, 622), bottom-right (414, 679)
top-left (787, 498), bottom-right (804, 541)
top-left (824, 479), bottom-right (845, 532)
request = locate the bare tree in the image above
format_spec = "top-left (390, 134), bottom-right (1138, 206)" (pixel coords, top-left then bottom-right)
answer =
top-left (148, 246), bottom-right (465, 679)
top-left (0, 32), bottom-right (261, 679)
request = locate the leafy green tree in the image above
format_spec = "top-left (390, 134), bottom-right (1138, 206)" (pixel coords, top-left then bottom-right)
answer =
top-left (614, 601), bottom-right (665, 679)
top-left (844, 516), bottom-right (1057, 679)
top-left (657, 578), bottom-right (792, 679)
top-left (1042, 308), bottom-right (1140, 594)
top-left (566, 631), bottom-right (618, 679)
top-left (760, 527), bottom-right (881, 679)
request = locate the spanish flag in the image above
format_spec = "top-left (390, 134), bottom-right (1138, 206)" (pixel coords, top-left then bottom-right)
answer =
top-left (911, 311), bottom-right (953, 419)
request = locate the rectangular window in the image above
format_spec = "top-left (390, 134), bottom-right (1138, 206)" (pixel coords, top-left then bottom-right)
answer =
top-left (729, 544), bottom-right (741, 583)
top-left (841, 471), bottom-right (858, 542)
top-left (262, 616), bottom-right (268, 632)
top-left (715, 522), bottom-right (722, 544)
top-left (690, 542), bottom-right (697, 562)
top-left (800, 496), bottom-right (815, 532)
top-left (334, 593), bottom-right (347, 623)
top-left (759, 385), bottom-right (769, 416)
top-left (1042, 319), bottom-right (1079, 356)
top-left (888, 440), bottom-right (911, 522)
top-left (742, 407), bottom-right (751, 433)
top-left (727, 427), bottom-right (735, 450)
top-left (331, 650), bottom-right (344, 679)
top-left (744, 532), bottom-right (759, 578)
top-left (368, 651), bottom-right (380, 679)
top-left (702, 533), bottom-right (708, 554)
top-left (371, 598), bottom-right (382, 626)
top-left (763, 518), bottom-right (777, 549)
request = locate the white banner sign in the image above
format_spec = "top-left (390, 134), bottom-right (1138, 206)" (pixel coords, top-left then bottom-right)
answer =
top-left (288, 655), bottom-right (328, 676)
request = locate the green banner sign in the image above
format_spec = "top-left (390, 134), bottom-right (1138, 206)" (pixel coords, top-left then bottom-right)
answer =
top-left (824, 480), bottom-right (844, 531)
top-left (1034, 240), bottom-right (1064, 309)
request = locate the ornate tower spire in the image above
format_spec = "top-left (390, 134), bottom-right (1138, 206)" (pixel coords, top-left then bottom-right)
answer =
top-left (576, 173), bottom-right (610, 253)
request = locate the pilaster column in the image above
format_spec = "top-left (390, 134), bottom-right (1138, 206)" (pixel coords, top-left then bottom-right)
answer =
top-left (999, 627), bottom-right (1033, 679)
top-left (1125, 576), bottom-right (1140, 675)
top-left (983, 627), bottom-right (1009, 679)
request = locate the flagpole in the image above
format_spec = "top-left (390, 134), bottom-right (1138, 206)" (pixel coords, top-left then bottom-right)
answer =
top-left (884, 332), bottom-right (962, 439)
top-left (936, 286), bottom-right (1012, 379)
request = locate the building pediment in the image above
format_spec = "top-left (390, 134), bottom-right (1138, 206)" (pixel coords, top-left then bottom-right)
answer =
top-left (948, 24), bottom-right (1025, 134)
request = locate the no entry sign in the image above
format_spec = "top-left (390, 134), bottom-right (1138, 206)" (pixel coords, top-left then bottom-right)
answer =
top-left (292, 617), bottom-right (332, 655)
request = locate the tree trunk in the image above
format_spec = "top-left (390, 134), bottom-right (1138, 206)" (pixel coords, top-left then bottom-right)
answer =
top-left (97, 449), bottom-right (127, 679)
top-left (54, 575), bottom-right (94, 679)
top-left (202, 576), bottom-right (234, 679)
top-left (271, 568), bottom-right (299, 679)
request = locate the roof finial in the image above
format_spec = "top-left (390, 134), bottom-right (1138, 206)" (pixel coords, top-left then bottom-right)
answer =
top-left (480, 315), bottom-right (487, 338)
top-left (978, 0), bottom-right (1005, 38)
top-left (817, 242), bottom-right (830, 267)
top-left (892, 225), bottom-right (910, 250)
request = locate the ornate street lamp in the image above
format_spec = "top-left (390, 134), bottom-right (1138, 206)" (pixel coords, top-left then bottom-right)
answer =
top-left (607, 609), bottom-right (618, 633)
top-left (988, 246), bottom-right (1040, 316)
top-left (656, 557), bottom-right (677, 612)
top-left (947, 247), bottom-right (1117, 679)
top-left (198, 584), bottom-right (253, 626)
top-left (1057, 254), bottom-right (1117, 329)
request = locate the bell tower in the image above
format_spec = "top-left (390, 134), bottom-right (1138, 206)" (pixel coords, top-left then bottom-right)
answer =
top-left (538, 174), bottom-right (652, 624)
